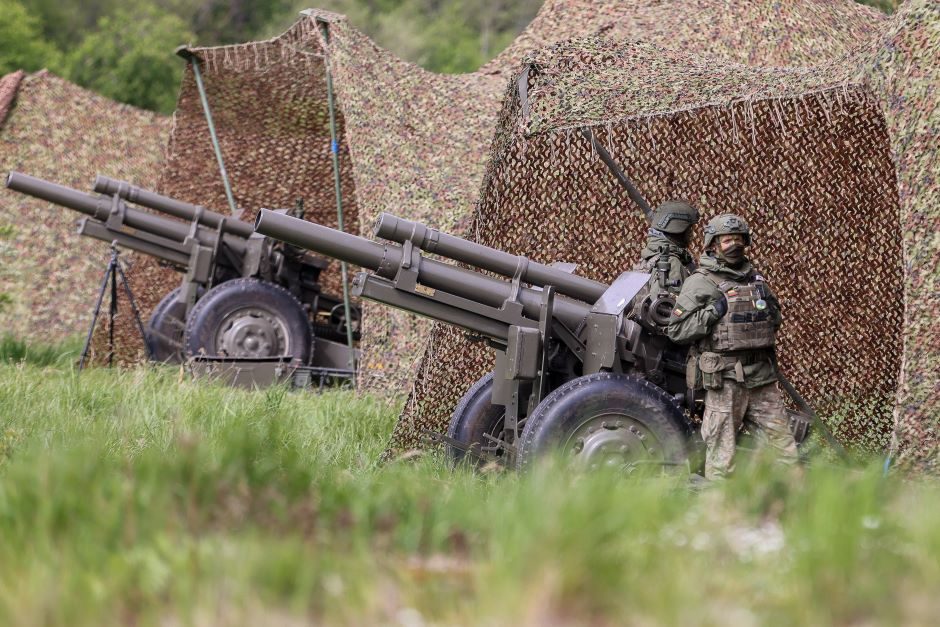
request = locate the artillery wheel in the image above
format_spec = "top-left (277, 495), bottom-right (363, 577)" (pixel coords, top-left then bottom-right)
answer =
top-left (446, 372), bottom-right (507, 466)
top-left (146, 288), bottom-right (187, 364)
top-left (517, 373), bottom-right (689, 474)
top-left (183, 278), bottom-right (312, 364)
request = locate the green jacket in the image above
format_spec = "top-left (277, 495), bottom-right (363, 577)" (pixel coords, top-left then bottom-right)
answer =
top-left (665, 254), bottom-right (781, 387)
top-left (633, 232), bottom-right (694, 295)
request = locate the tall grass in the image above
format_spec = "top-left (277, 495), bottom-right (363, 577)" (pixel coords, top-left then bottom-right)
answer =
top-left (0, 360), bottom-right (936, 625)
top-left (0, 334), bottom-right (83, 367)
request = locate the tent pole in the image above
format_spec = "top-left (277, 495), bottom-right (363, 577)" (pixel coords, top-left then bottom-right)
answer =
top-left (176, 47), bottom-right (239, 217)
top-left (317, 19), bottom-right (357, 372)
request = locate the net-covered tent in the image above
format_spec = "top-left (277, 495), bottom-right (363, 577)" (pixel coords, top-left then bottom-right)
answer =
top-left (399, 0), bottom-right (938, 471)
top-left (106, 0), bottom-right (934, 469)
top-left (135, 0), bottom-right (890, 390)
top-left (0, 71), bottom-right (170, 344)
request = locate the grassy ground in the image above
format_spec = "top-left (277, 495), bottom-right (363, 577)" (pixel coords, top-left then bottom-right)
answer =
top-left (0, 338), bottom-right (937, 626)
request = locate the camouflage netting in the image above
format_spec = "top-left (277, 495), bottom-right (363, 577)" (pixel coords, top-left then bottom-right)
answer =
top-left (399, 0), bottom-right (938, 471)
top-left (107, 17), bottom-right (363, 361)
top-left (0, 71), bottom-right (170, 346)
top-left (855, 1), bottom-right (939, 472)
top-left (102, 1), bottom-right (934, 468)
top-left (131, 1), bottom-right (891, 392)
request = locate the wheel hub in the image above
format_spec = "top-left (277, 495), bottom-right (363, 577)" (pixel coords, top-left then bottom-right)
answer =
top-left (216, 308), bottom-right (289, 358)
top-left (567, 415), bottom-right (663, 473)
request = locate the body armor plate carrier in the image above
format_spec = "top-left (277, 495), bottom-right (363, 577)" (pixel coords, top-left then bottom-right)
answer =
top-left (700, 273), bottom-right (776, 353)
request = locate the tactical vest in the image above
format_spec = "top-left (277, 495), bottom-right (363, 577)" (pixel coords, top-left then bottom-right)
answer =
top-left (698, 271), bottom-right (776, 353)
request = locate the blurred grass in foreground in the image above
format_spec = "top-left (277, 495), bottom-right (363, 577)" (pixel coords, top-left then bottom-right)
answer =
top-left (0, 359), bottom-right (936, 626)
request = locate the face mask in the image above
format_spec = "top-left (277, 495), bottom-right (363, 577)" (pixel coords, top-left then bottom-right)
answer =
top-left (718, 244), bottom-right (745, 266)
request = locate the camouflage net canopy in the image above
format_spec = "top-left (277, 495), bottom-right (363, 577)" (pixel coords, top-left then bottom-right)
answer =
top-left (141, 1), bottom-right (889, 391)
top-left (0, 71), bottom-right (170, 346)
top-left (107, 0), bottom-right (933, 469)
top-left (403, 0), bottom-right (939, 471)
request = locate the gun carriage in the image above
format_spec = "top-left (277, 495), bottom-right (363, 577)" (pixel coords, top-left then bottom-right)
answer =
top-left (5, 172), bottom-right (359, 370)
top-left (255, 209), bottom-right (708, 471)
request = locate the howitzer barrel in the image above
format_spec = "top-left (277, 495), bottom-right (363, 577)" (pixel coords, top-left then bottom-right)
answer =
top-left (373, 213), bottom-right (607, 303)
top-left (254, 209), bottom-right (592, 331)
top-left (94, 175), bottom-right (254, 239)
top-left (7, 171), bottom-right (106, 217)
top-left (6, 171), bottom-right (247, 255)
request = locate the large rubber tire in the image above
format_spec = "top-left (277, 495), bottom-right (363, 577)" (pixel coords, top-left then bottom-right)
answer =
top-left (446, 372), bottom-right (507, 466)
top-left (183, 278), bottom-right (312, 364)
top-left (146, 288), bottom-right (187, 364)
top-left (517, 372), bottom-right (689, 474)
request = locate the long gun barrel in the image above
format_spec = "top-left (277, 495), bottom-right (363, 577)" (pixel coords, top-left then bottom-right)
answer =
top-left (5, 171), bottom-right (249, 261)
top-left (6, 170), bottom-right (360, 369)
top-left (255, 209), bottom-right (598, 340)
top-left (94, 175), bottom-right (254, 239)
top-left (372, 213), bottom-right (607, 304)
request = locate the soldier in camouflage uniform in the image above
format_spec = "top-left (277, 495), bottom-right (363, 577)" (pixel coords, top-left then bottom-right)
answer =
top-left (629, 201), bottom-right (699, 328)
top-left (666, 214), bottom-right (798, 480)
top-left (633, 200), bottom-right (700, 294)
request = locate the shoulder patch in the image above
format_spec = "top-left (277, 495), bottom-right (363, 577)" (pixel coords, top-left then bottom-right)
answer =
top-left (673, 307), bottom-right (683, 317)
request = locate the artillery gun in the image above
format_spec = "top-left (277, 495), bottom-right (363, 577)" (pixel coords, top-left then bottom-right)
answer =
top-left (254, 208), bottom-right (718, 471)
top-left (5, 172), bottom-right (360, 369)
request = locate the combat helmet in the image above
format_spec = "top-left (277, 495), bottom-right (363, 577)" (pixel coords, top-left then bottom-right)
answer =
top-left (650, 200), bottom-right (700, 234)
top-left (703, 213), bottom-right (751, 248)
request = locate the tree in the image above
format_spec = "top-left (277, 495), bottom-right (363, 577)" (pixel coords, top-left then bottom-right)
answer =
top-left (0, 0), bottom-right (61, 75)
top-left (65, 4), bottom-right (194, 114)
top-left (274, 0), bottom-right (542, 74)
top-left (189, 0), bottom-right (297, 45)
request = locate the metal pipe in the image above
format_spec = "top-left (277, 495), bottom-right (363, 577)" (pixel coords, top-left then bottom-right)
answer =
top-left (7, 171), bottom-right (104, 216)
top-left (579, 128), bottom-right (652, 221)
top-left (7, 171), bottom-right (247, 254)
top-left (175, 47), bottom-right (239, 218)
top-left (373, 212), bottom-right (607, 304)
top-left (318, 19), bottom-right (357, 371)
top-left (94, 175), bottom-right (254, 238)
top-left (79, 219), bottom-right (191, 267)
top-left (255, 209), bottom-right (591, 329)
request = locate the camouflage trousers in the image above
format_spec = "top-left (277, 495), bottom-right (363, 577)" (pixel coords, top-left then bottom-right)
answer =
top-left (701, 380), bottom-right (798, 480)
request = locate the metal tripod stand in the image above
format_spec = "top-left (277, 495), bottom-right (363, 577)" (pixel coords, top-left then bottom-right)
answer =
top-left (78, 243), bottom-right (151, 370)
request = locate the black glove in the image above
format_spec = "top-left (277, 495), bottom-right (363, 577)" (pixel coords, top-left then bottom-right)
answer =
top-left (711, 294), bottom-right (728, 318)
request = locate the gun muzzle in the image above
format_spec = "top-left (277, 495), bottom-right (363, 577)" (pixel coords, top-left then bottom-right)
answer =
top-left (6, 171), bottom-right (107, 218)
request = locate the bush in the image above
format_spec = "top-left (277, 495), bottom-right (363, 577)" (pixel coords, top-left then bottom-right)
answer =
top-left (0, 0), bottom-right (62, 75)
top-left (65, 4), bottom-right (193, 114)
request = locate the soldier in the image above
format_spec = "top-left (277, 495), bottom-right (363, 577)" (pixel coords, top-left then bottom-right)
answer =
top-left (629, 201), bottom-right (699, 329)
top-left (666, 213), bottom-right (798, 480)
top-left (633, 200), bottom-right (700, 294)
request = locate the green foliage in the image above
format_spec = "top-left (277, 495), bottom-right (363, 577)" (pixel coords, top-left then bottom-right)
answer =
top-left (274, 0), bottom-right (542, 74)
top-left (0, 334), bottom-right (82, 366)
top-left (19, 0), bottom-right (123, 50)
top-left (189, 0), bottom-right (297, 45)
top-left (64, 4), bottom-right (194, 114)
top-left (0, 0), bottom-right (61, 75)
top-left (0, 361), bottom-right (936, 624)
